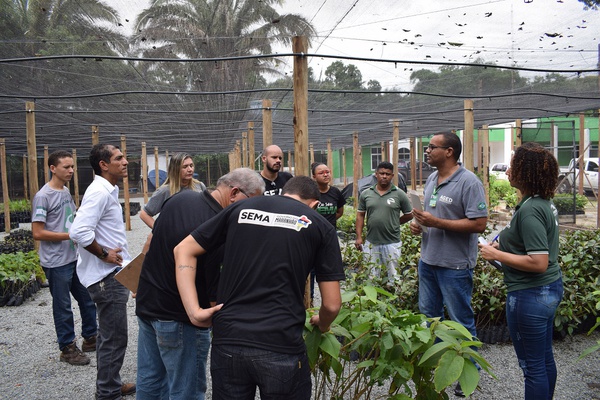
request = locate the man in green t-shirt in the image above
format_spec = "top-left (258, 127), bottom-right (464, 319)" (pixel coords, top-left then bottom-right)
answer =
top-left (355, 161), bottom-right (413, 284)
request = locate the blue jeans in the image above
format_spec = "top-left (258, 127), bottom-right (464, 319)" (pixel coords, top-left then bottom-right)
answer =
top-left (137, 317), bottom-right (210, 400)
top-left (211, 345), bottom-right (311, 400)
top-left (87, 271), bottom-right (130, 400)
top-left (418, 259), bottom-right (477, 338)
top-left (43, 262), bottom-right (97, 349)
top-left (506, 278), bottom-right (563, 400)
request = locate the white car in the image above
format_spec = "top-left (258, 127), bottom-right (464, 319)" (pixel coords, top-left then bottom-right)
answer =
top-left (490, 163), bottom-right (509, 180)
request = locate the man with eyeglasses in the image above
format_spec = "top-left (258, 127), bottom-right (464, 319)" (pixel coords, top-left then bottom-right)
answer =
top-left (135, 168), bottom-right (264, 400)
top-left (410, 132), bottom-right (488, 397)
top-left (260, 144), bottom-right (293, 195)
top-left (355, 161), bottom-right (413, 285)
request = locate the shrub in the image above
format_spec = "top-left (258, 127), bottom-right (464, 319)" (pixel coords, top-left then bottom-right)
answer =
top-left (553, 194), bottom-right (588, 214)
top-left (489, 177), bottom-right (518, 209)
top-left (305, 286), bottom-right (493, 399)
top-left (0, 250), bottom-right (44, 307)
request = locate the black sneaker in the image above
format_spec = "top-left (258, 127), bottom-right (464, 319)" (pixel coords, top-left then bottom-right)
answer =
top-left (60, 342), bottom-right (90, 366)
top-left (454, 382), bottom-right (465, 398)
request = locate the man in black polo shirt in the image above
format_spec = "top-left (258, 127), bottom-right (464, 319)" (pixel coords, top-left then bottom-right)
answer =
top-left (260, 144), bottom-right (293, 195)
top-left (174, 176), bottom-right (344, 400)
top-left (135, 168), bottom-right (264, 400)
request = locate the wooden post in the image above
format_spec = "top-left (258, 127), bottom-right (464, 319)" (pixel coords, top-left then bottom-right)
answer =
top-left (293, 36), bottom-right (309, 177)
top-left (154, 146), bottom-right (159, 191)
top-left (515, 119), bottom-right (522, 148)
top-left (25, 101), bottom-right (39, 199)
top-left (327, 139), bottom-right (333, 179)
top-left (463, 99), bottom-right (474, 172)
top-left (342, 148), bottom-right (347, 186)
top-left (228, 151), bottom-right (234, 172)
top-left (248, 122), bottom-right (255, 170)
top-left (381, 141), bottom-right (387, 163)
top-left (392, 120), bottom-right (399, 187)
top-left (92, 125), bottom-right (99, 145)
top-left (309, 143), bottom-right (314, 166)
top-left (22, 155), bottom-right (28, 200)
top-left (418, 137), bottom-right (424, 185)
top-left (141, 142), bottom-right (148, 204)
top-left (352, 132), bottom-right (360, 207)
top-left (43, 146), bottom-right (49, 182)
top-left (1, 139), bottom-right (11, 233)
top-left (262, 99), bottom-right (273, 149)
top-left (242, 132), bottom-right (248, 168)
top-left (481, 125), bottom-right (490, 207)
top-left (234, 141), bottom-right (241, 169)
top-left (578, 113), bottom-right (585, 195)
top-left (121, 136), bottom-right (131, 231)
top-left (288, 150), bottom-right (292, 173)
top-left (410, 137), bottom-right (417, 191)
top-left (72, 149), bottom-right (80, 207)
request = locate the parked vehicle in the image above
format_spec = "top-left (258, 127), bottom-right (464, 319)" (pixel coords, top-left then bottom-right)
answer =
top-left (557, 158), bottom-right (599, 194)
top-left (490, 163), bottom-right (509, 180)
top-left (398, 161), bottom-right (436, 185)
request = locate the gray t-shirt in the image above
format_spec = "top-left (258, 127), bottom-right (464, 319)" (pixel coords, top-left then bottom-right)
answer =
top-left (421, 166), bottom-right (488, 269)
top-left (143, 181), bottom-right (206, 216)
top-left (31, 183), bottom-right (77, 268)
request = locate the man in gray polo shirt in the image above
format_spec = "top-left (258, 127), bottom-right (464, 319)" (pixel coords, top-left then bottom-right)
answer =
top-left (410, 132), bottom-right (487, 396)
top-left (355, 161), bottom-right (413, 284)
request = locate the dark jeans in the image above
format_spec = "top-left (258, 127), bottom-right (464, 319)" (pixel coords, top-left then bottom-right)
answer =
top-left (43, 262), bottom-right (97, 350)
top-left (210, 344), bottom-right (311, 400)
top-left (506, 278), bottom-right (563, 400)
top-left (87, 270), bottom-right (130, 400)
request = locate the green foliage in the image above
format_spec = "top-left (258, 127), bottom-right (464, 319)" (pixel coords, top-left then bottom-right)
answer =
top-left (553, 194), bottom-right (588, 214)
top-left (0, 251), bottom-right (42, 286)
top-left (0, 199), bottom-right (31, 212)
top-left (488, 178), bottom-right (518, 210)
top-left (305, 286), bottom-right (492, 399)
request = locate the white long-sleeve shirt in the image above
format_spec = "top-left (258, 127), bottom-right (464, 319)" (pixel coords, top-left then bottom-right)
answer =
top-left (70, 175), bottom-right (131, 287)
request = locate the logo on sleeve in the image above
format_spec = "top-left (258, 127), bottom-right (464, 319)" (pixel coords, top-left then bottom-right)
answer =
top-left (477, 202), bottom-right (487, 210)
top-left (239, 209), bottom-right (312, 231)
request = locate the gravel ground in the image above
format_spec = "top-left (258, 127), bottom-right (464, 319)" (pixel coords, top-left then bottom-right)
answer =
top-left (1, 216), bottom-right (599, 400)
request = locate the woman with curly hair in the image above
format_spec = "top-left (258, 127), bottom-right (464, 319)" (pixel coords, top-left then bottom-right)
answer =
top-left (140, 153), bottom-right (206, 228)
top-left (479, 142), bottom-right (562, 399)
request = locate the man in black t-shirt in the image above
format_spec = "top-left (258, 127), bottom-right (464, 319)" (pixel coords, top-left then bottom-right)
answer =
top-left (174, 176), bottom-right (344, 400)
top-left (260, 144), bottom-right (293, 195)
top-left (135, 168), bottom-right (264, 400)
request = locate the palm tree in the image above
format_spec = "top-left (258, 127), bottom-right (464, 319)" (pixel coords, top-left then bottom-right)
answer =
top-left (132, 0), bottom-right (316, 92)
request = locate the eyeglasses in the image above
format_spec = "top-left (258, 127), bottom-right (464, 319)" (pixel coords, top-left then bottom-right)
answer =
top-left (427, 144), bottom-right (450, 151)
top-left (316, 170), bottom-right (331, 175)
top-left (229, 185), bottom-right (249, 198)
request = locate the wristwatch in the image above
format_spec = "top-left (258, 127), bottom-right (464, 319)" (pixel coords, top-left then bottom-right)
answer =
top-left (98, 247), bottom-right (109, 260)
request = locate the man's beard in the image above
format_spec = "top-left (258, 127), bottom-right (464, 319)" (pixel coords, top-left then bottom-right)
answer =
top-left (266, 163), bottom-right (281, 173)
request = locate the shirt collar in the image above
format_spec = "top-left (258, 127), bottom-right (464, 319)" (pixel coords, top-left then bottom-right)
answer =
top-left (94, 175), bottom-right (118, 193)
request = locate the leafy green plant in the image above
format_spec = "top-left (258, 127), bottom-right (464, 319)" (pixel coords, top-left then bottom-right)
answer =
top-left (578, 290), bottom-right (600, 360)
top-left (305, 286), bottom-right (493, 399)
top-left (553, 194), bottom-right (588, 214)
top-left (489, 178), bottom-right (518, 210)
top-left (0, 250), bottom-right (43, 306)
top-left (0, 199), bottom-right (31, 213)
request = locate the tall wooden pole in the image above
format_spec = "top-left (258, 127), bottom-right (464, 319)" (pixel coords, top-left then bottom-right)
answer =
top-left (327, 139), bottom-right (333, 179)
top-left (309, 143), bottom-right (314, 166)
top-left (481, 125), bottom-right (490, 207)
top-left (392, 120), bottom-right (399, 186)
top-left (515, 119), bottom-right (522, 148)
top-left (293, 36), bottom-right (309, 177)
top-left (141, 142), bottom-right (148, 204)
top-left (288, 150), bottom-right (292, 173)
top-left (43, 146), bottom-right (49, 182)
top-left (154, 146), bottom-right (159, 191)
top-left (92, 125), bottom-right (99, 145)
top-left (248, 122), bottom-right (255, 170)
top-left (262, 99), bottom-right (273, 149)
top-left (25, 101), bottom-right (39, 199)
top-left (578, 113), bottom-right (585, 195)
top-left (463, 99), bottom-right (474, 172)
top-left (242, 132), bottom-right (248, 168)
top-left (72, 149), bottom-right (80, 207)
top-left (121, 136), bottom-right (131, 231)
top-left (1, 139), bottom-right (11, 232)
top-left (410, 137), bottom-right (417, 191)
top-left (22, 155), bottom-right (28, 200)
top-left (352, 132), bottom-right (360, 206)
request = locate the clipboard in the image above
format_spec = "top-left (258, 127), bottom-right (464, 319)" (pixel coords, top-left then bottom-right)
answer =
top-left (115, 253), bottom-right (145, 293)
top-left (408, 190), bottom-right (428, 232)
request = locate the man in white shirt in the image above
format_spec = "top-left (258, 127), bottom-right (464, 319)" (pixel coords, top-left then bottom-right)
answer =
top-left (70, 143), bottom-right (136, 400)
